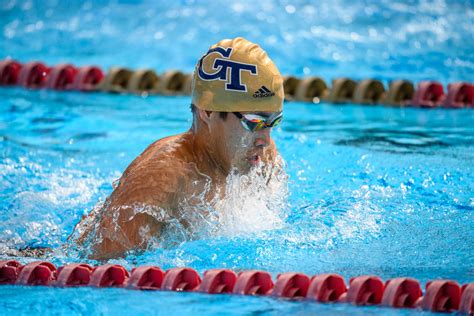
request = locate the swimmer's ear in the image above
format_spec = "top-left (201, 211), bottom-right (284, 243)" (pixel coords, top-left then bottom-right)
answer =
top-left (198, 108), bottom-right (213, 126)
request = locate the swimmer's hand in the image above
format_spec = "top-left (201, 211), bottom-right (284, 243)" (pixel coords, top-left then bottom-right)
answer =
top-left (4, 246), bottom-right (53, 258)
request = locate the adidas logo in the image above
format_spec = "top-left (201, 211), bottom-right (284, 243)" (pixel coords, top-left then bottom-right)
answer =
top-left (253, 86), bottom-right (275, 98)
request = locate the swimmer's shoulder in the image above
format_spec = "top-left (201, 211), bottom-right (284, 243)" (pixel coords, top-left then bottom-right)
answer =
top-left (113, 132), bottom-right (195, 199)
top-left (111, 134), bottom-right (193, 206)
top-left (123, 132), bottom-right (193, 173)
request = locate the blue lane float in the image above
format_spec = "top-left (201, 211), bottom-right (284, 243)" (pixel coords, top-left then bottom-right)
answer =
top-left (1, 59), bottom-right (473, 108)
top-left (0, 260), bottom-right (473, 314)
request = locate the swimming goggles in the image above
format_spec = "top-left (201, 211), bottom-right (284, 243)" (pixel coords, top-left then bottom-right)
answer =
top-left (233, 112), bottom-right (283, 132)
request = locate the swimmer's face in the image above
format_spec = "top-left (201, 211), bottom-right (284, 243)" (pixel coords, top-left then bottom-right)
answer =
top-left (199, 109), bottom-right (280, 173)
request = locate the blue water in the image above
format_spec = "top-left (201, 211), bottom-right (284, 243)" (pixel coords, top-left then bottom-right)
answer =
top-left (1, 0), bottom-right (474, 315)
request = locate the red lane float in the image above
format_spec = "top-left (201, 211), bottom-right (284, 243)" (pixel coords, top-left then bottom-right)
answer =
top-left (16, 261), bottom-right (56, 286)
top-left (418, 280), bottom-right (461, 313)
top-left (342, 275), bottom-right (384, 306)
top-left (444, 82), bottom-right (474, 108)
top-left (460, 283), bottom-right (474, 314)
top-left (382, 277), bottom-right (422, 308)
top-left (18, 62), bottom-right (50, 88)
top-left (128, 266), bottom-right (164, 290)
top-left (233, 270), bottom-right (274, 295)
top-left (0, 60), bottom-right (22, 85)
top-left (3, 58), bottom-right (474, 110)
top-left (412, 81), bottom-right (445, 108)
top-left (161, 267), bottom-right (201, 292)
top-left (55, 263), bottom-right (93, 287)
top-left (272, 272), bottom-right (311, 298)
top-left (306, 273), bottom-right (347, 302)
top-left (72, 66), bottom-right (104, 91)
top-left (1, 260), bottom-right (473, 314)
top-left (46, 64), bottom-right (78, 90)
top-left (0, 260), bottom-right (22, 284)
top-left (200, 269), bottom-right (237, 294)
top-left (89, 264), bottom-right (129, 287)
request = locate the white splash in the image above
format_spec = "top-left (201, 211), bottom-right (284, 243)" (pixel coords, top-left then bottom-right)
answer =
top-left (175, 155), bottom-right (289, 240)
top-left (211, 159), bottom-right (288, 236)
top-left (70, 155), bottom-right (290, 255)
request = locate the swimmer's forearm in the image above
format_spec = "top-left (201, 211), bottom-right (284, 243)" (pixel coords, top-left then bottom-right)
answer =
top-left (88, 212), bottom-right (164, 260)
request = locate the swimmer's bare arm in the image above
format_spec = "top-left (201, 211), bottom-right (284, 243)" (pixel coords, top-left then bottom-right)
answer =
top-left (78, 160), bottom-right (181, 260)
top-left (72, 134), bottom-right (191, 260)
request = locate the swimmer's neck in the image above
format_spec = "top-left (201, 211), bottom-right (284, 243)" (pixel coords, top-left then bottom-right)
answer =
top-left (188, 128), bottom-right (229, 178)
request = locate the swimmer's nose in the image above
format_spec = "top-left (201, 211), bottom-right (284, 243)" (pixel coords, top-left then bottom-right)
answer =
top-left (254, 128), bottom-right (271, 147)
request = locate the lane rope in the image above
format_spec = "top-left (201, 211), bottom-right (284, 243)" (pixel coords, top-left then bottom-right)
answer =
top-left (1, 59), bottom-right (473, 108)
top-left (0, 260), bottom-right (473, 314)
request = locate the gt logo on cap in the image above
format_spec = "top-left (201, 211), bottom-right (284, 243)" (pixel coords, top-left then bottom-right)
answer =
top-left (197, 47), bottom-right (258, 92)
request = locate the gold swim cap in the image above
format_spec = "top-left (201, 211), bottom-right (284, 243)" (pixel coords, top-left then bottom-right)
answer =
top-left (192, 37), bottom-right (284, 112)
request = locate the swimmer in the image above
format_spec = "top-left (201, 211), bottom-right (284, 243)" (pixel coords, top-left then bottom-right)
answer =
top-left (72, 37), bottom-right (285, 259)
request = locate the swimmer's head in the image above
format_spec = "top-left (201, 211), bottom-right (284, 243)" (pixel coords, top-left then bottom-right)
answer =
top-left (191, 37), bottom-right (284, 173)
top-left (192, 37), bottom-right (284, 112)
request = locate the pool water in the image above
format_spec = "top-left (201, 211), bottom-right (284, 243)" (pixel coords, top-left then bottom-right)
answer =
top-left (1, 1), bottom-right (473, 315)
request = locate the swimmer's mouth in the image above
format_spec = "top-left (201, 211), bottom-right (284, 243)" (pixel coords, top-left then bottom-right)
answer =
top-left (248, 154), bottom-right (261, 165)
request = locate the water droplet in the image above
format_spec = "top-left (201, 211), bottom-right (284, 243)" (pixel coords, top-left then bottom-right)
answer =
top-left (285, 5), bottom-right (296, 14)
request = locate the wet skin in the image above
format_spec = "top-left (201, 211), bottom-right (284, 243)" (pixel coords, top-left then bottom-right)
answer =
top-left (74, 109), bottom-right (280, 260)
